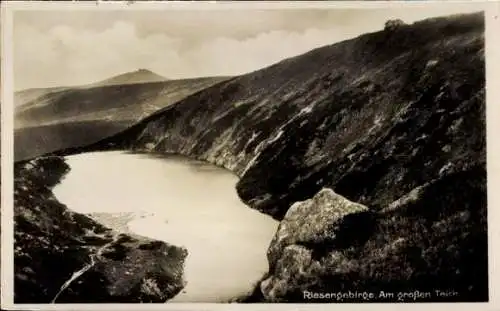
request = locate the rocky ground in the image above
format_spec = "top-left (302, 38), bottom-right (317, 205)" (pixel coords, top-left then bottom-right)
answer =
top-left (20, 12), bottom-right (487, 302)
top-left (14, 156), bottom-right (187, 303)
top-left (260, 168), bottom-right (486, 302)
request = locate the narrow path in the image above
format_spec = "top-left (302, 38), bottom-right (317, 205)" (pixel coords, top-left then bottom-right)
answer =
top-left (51, 234), bottom-right (120, 303)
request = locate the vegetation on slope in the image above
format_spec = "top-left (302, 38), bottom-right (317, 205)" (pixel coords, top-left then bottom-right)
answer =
top-left (20, 12), bottom-right (487, 302)
top-left (59, 12), bottom-right (487, 302)
top-left (14, 76), bottom-right (230, 161)
top-left (74, 12), bottom-right (484, 217)
top-left (14, 157), bottom-right (187, 303)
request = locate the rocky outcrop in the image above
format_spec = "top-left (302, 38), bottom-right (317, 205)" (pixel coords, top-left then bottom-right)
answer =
top-left (265, 188), bottom-right (370, 269)
top-left (261, 189), bottom-right (373, 301)
top-left (260, 168), bottom-right (487, 302)
top-left (14, 157), bottom-right (187, 303)
top-left (44, 12), bottom-right (487, 302)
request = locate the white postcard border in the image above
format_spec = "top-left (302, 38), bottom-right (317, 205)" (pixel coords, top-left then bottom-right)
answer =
top-left (2, 1), bottom-right (499, 310)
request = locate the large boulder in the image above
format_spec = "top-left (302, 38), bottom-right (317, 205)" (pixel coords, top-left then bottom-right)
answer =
top-left (261, 188), bottom-right (374, 302)
top-left (261, 166), bottom-right (487, 302)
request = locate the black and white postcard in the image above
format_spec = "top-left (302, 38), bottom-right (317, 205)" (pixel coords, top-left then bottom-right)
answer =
top-left (1, 1), bottom-right (499, 310)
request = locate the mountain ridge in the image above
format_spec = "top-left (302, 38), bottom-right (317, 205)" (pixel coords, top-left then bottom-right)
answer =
top-left (16, 68), bottom-right (167, 94)
top-left (14, 75), bottom-right (232, 161)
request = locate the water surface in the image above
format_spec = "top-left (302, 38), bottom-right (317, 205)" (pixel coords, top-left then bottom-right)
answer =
top-left (53, 151), bottom-right (278, 302)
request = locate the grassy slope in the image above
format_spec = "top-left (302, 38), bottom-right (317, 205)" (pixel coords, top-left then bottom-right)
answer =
top-left (14, 69), bottom-right (167, 108)
top-left (15, 87), bottom-right (67, 108)
top-left (75, 12), bottom-right (485, 217)
top-left (14, 76), bottom-right (230, 161)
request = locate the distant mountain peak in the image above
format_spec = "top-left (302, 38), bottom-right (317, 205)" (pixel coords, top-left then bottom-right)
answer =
top-left (136, 68), bottom-right (154, 73)
top-left (92, 69), bottom-right (168, 87)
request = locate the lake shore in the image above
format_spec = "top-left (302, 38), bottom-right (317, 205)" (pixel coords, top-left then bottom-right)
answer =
top-left (52, 151), bottom-right (279, 302)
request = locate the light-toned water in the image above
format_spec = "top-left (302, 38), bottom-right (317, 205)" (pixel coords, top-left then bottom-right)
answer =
top-left (53, 151), bottom-right (278, 303)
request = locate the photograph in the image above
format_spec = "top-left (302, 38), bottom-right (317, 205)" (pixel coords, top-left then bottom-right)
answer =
top-left (1, 1), bottom-right (498, 309)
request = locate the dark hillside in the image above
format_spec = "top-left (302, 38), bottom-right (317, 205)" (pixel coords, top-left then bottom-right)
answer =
top-left (14, 76), bottom-right (230, 161)
top-left (69, 12), bottom-right (485, 218)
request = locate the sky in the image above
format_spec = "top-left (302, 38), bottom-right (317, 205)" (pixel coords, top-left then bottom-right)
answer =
top-left (13, 4), bottom-right (482, 90)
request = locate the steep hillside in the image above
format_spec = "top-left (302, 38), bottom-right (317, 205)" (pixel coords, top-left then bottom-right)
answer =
top-left (79, 12), bottom-right (485, 218)
top-left (14, 76), bottom-right (230, 161)
top-left (60, 12), bottom-right (486, 301)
